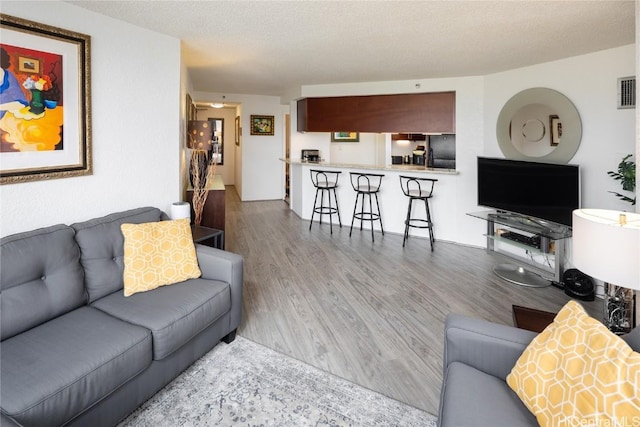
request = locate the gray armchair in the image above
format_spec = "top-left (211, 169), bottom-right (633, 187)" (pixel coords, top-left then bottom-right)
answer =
top-left (437, 313), bottom-right (640, 427)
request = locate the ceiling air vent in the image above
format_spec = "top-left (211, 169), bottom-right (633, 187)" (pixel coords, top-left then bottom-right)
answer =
top-left (617, 76), bottom-right (635, 109)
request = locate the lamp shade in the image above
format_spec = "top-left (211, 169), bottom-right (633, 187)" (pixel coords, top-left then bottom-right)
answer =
top-left (187, 120), bottom-right (214, 150)
top-left (572, 209), bottom-right (640, 290)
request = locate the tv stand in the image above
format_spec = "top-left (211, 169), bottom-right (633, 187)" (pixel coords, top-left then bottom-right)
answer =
top-left (468, 211), bottom-right (572, 287)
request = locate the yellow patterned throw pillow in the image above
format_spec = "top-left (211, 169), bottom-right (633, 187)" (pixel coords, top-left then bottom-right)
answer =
top-left (121, 219), bottom-right (201, 297)
top-left (506, 300), bottom-right (640, 427)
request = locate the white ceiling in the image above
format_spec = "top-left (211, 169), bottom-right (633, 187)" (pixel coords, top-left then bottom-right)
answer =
top-left (68, 0), bottom-right (635, 97)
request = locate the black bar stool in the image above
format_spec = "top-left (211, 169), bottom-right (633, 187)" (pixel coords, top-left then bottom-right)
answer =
top-left (399, 175), bottom-right (437, 250)
top-left (309, 169), bottom-right (342, 234)
top-left (349, 173), bottom-right (385, 242)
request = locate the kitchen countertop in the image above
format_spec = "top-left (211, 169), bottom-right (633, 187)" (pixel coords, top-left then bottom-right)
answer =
top-left (186, 174), bottom-right (225, 190)
top-left (281, 158), bottom-right (458, 175)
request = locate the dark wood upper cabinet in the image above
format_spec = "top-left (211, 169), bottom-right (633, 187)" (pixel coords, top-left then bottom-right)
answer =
top-left (297, 92), bottom-right (455, 134)
top-left (391, 133), bottom-right (427, 141)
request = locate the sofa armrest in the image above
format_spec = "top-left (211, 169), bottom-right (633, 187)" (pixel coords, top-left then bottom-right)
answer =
top-left (622, 325), bottom-right (640, 352)
top-left (1, 413), bottom-right (23, 427)
top-left (443, 314), bottom-right (538, 381)
top-left (195, 244), bottom-right (243, 330)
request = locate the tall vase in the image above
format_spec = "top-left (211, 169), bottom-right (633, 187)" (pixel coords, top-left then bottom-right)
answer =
top-left (29, 89), bottom-right (45, 114)
top-left (190, 150), bottom-right (210, 226)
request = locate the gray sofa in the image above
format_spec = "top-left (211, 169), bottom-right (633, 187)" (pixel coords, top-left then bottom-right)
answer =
top-left (0, 207), bottom-right (243, 427)
top-left (437, 313), bottom-right (640, 426)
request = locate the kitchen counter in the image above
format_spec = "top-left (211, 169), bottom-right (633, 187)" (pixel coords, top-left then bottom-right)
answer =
top-left (284, 159), bottom-right (464, 242)
top-left (281, 158), bottom-right (458, 175)
top-left (186, 174), bottom-right (225, 191)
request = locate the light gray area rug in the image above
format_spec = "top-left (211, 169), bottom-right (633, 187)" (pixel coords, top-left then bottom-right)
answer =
top-left (119, 336), bottom-right (438, 426)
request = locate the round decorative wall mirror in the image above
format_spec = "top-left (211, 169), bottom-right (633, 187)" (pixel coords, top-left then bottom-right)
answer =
top-left (496, 88), bottom-right (582, 164)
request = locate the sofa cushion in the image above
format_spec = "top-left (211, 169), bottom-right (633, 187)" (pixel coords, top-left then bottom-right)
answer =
top-left (121, 218), bottom-right (201, 297)
top-left (507, 301), bottom-right (640, 427)
top-left (0, 306), bottom-right (152, 427)
top-left (439, 361), bottom-right (537, 427)
top-left (71, 207), bottom-right (165, 303)
top-left (91, 278), bottom-right (230, 360)
top-left (0, 224), bottom-right (85, 340)
top-left (438, 362), bottom-right (538, 427)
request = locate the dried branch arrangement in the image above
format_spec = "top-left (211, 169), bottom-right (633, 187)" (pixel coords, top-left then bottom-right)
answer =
top-left (191, 149), bottom-right (217, 225)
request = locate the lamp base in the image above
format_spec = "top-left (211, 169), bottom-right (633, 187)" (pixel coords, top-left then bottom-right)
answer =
top-left (604, 283), bottom-right (636, 335)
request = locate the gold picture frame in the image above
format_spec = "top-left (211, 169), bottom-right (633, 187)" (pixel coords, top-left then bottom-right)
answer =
top-left (185, 93), bottom-right (196, 149)
top-left (17, 55), bottom-right (40, 74)
top-left (250, 115), bottom-right (274, 136)
top-left (1, 14), bottom-right (92, 184)
top-left (235, 116), bottom-right (241, 145)
top-left (549, 115), bottom-right (562, 146)
top-left (331, 132), bottom-right (359, 142)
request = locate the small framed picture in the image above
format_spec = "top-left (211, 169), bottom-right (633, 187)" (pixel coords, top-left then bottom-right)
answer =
top-left (250, 115), bottom-right (274, 135)
top-left (18, 55), bottom-right (41, 73)
top-left (549, 115), bottom-right (562, 146)
top-left (331, 132), bottom-right (359, 142)
top-left (235, 116), bottom-right (241, 145)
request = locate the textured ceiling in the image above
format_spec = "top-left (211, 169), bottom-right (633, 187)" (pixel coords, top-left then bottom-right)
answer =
top-left (67, 1), bottom-right (635, 97)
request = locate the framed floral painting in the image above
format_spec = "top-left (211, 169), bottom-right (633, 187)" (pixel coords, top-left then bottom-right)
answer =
top-left (250, 115), bottom-right (274, 136)
top-left (0, 14), bottom-right (92, 184)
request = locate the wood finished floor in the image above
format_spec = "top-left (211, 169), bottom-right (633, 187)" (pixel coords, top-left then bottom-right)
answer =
top-left (223, 186), bottom-right (601, 415)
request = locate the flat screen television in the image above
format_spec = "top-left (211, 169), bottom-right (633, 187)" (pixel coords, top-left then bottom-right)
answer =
top-left (477, 157), bottom-right (580, 227)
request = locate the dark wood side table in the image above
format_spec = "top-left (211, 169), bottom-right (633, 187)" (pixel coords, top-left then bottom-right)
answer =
top-left (186, 175), bottom-right (225, 246)
top-left (512, 305), bottom-right (557, 333)
top-left (191, 225), bottom-right (224, 250)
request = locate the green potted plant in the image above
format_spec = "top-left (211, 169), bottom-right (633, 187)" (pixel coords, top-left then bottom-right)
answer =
top-left (607, 154), bottom-right (636, 205)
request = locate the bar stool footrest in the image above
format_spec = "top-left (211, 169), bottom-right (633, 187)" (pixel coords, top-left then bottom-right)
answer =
top-left (354, 212), bottom-right (381, 221)
top-left (405, 218), bottom-right (433, 229)
top-left (314, 206), bottom-right (339, 215)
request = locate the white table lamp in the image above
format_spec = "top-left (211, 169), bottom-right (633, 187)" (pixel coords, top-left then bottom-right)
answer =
top-left (572, 209), bottom-right (640, 333)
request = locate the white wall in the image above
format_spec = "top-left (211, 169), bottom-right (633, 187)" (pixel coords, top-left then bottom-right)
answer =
top-left (192, 91), bottom-right (288, 201)
top-left (484, 45), bottom-right (636, 212)
top-left (0, 1), bottom-right (182, 237)
top-left (329, 133), bottom-right (379, 165)
top-left (292, 45), bottom-right (635, 248)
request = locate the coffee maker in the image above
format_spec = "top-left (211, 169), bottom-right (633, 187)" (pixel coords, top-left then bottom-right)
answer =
top-left (301, 149), bottom-right (321, 162)
top-left (412, 145), bottom-right (426, 165)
